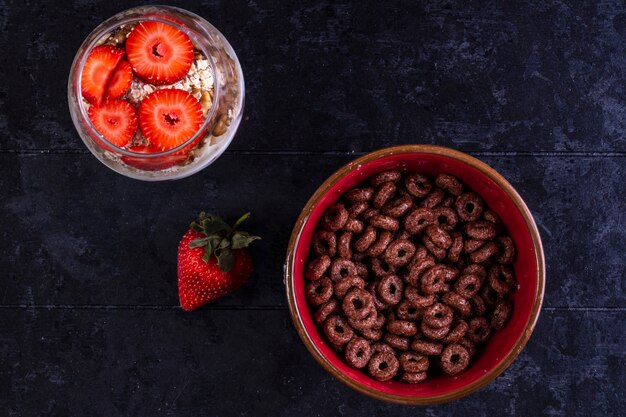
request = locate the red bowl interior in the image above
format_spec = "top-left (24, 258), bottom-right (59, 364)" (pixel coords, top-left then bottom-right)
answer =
top-left (292, 152), bottom-right (539, 398)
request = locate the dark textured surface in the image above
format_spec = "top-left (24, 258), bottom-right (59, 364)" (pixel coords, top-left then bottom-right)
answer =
top-left (0, 0), bottom-right (625, 416)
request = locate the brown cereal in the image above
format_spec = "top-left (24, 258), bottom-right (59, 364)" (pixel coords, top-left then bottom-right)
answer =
top-left (488, 265), bottom-right (517, 295)
top-left (457, 337), bottom-right (476, 357)
top-left (348, 201), bottom-right (369, 218)
top-left (370, 257), bottom-right (396, 278)
top-left (366, 230), bottom-right (394, 257)
top-left (404, 207), bottom-right (436, 234)
top-left (360, 327), bottom-right (383, 342)
top-left (440, 344), bottom-right (470, 375)
top-left (387, 320), bottom-right (418, 337)
top-left (468, 317), bottom-right (491, 344)
top-left (491, 299), bottom-right (513, 330)
top-left (330, 258), bottom-right (358, 282)
top-left (421, 321), bottom-right (450, 340)
top-left (406, 256), bottom-right (435, 287)
top-left (345, 337), bottom-right (372, 369)
top-left (312, 230), bottom-right (337, 257)
top-left (405, 174), bottom-right (433, 198)
top-left (447, 231), bottom-right (463, 263)
top-left (377, 274), bottom-right (404, 305)
top-left (342, 288), bottom-right (375, 320)
top-left (367, 351), bottom-right (399, 381)
top-left (369, 214), bottom-right (400, 231)
top-left (433, 207), bottom-right (459, 231)
top-left (400, 371), bottom-right (428, 384)
top-left (464, 220), bottom-right (498, 240)
top-left (345, 187), bottom-right (374, 204)
top-left (383, 333), bottom-right (411, 351)
top-left (483, 209), bottom-right (502, 228)
top-left (442, 320), bottom-right (469, 344)
top-left (496, 235), bottom-right (516, 264)
top-left (435, 174), bottom-right (463, 196)
top-left (404, 285), bottom-right (436, 308)
top-left (305, 255), bottom-right (331, 281)
top-left (360, 207), bottom-right (380, 221)
top-left (423, 303), bottom-right (454, 329)
top-left (337, 232), bottom-right (353, 259)
top-left (469, 242), bottom-right (500, 264)
top-left (455, 192), bottom-right (484, 222)
top-left (423, 235), bottom-right (447, 260)
top-left (367, 282), bottom-right (389, 311)
top-left (399, 352), bottom-right (429, 373)
top-left (469, 294), bottom-right (487, 316)
top-left (373, 182), bottom-right (396, 209)
top-left (441, 292), bottom-right (471, 318)
top-left (420, 188), bottom-right (445, 208)
top-left (441, 196), bottom-right (455, 208)
top-left (411, 339), bottom-right (443, 356)
top-left (354, 262), bottom-right (369, 279)
top-left (371, 342), bottom-right (395, 356)
top-left (454, 274), bottom-right (482, 298)
top-left (354, 226), bottom-right (377, 252)
top-left (370, 170), bottom-right (402, 186)
top-left (425, 225), bottom-right (452, 249)
top-left (421, 265), bottom-right (458, 294)
top-left (348, 305), bottom-right (378, 330)
top-left (305, 277), bottom-right (334, 306)
top-left (383, 239), bottom-right (416, 267)
top-left (344, 218), bottom-right (364, 234)
top-left (381, 195), bottom-right (413, 217)
top-left (322, 204), bottom-right (349, 232)
top-left (314, 299), bottom-right (338, 325)
top-left (323, 315), bottom-right (354, 346)
top-left (334, 276), bottom-right (366, 300)
top-left (395, 299), bottom-right (424, 321)
top-left (463, 239), bottom-right (486, 254)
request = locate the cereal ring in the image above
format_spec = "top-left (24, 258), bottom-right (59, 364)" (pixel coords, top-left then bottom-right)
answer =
top-left (496, 235), bottom-right (516, 264)
top-left (405, 174), bottom-right (433, 198)
top-left (404, 285), bottom-right (436, 308)
top-left (442, 320), bottom-right (469, 344)
top-left (367, 282), bottom-right (389, 311)
top-left (314, 299), bottom-right (338, 325)
top-left (373, 182), bottom-right (396, 209)
top-left (399, 352), bottom-right (429, 373)
top-left (469, 242), bottom-right (500, 264)
top-left (366, 230), bottom-right (394, 257)
top-left (342, 288), bottom-right (375, 320)
top-left (354, 226), bottom-right (377, 252)
top-left (348, 306), bottom-right (378, 330)
top-left (360, 327), bottom-right (383, 341)
top-left (312, 230), bottom-right (337, 257)
top-left (377, 274), bottom-right (404, 305)
top-left (399, 371), bottom-right (428, 384)
top-left (381, 195), bottom-right (413, 217)
top-left (468, 317), bottom-right (491, 344)
top-left (433, 207), bottom-right (458, 232)
top-left (305, 255), bottom-right (331, 281)
top-left (344, 218), bottom-right (364, 234)
top-left (447, 231), bottom-right (463, 263)
top-left (457, 337), bottom-right (476, 357)
top-left (347, 201), bottom-right (369, 218)
top-left (491, 299), bottom-right (513, 330)
top-left (387, 320), bottom-right (418, 337)
top-left (441, 292), bottom-right (471, 318)
top-left (421, 321), bottom-right (450, 340)
top-left (454, 274), bottom-right (482, 298)
top-left (360, 208), bottom-right (380, 221)
top-left (337, 231), bottom-right (353, 259)
top-left (435, 174), bottom-right (463, 196)
top-left (330, 258), bottom-right (358, 282)
top-left (423, 236), bottom-right (447, 260)
top-left (383, 333), bottom-right (411, 351)
top-left (371, 342), bottom-right (395, 356)
top-left (383, 239), bottom-right (416, 268)
top-left (463, 264), bottom-right (487, 283)
top-left (410, 339), bottom-right (443, 356)
top-left (425, 225), bottom-right (452, 249)
top-left (455, 192), bottom-right (484, 222)
top-left (469, 294), bottom-right (487, 316)
top-left (463, 239), bottom-right (486, 254)
top-left (367, 351), bottom-right (400, 381)
top-left (441, 196), bottom-right (455, 208)
top-left (334, 275), bottom-right (366, 299)
top-left (404, 207), bottom-right (436, 234)
top-left (322, 204), bottom-right (349, 232)
top-left (305, 277), bottom-right (334, 306)
top-left (420, 188), bottom-right (445, 208)
top-left (395, 230), bottom-right (412, 241)
top-left (488, 265), bottom-right (517, 295)
top-left (345, 187), bottom-right (374, 204)
top-left (480, 284), bottom-right (499, 307)
top-left (369, 214), bottom-right (400, 231)
top-left (345, 337), bottom-right (372, 369)
top-left (440, 344), bottom-right (470, 375)
top-left (482, 209), bottom-right (502, 228)
top-left (464, 220), bottom-right (498, 240)
top-left (412, 245), bottom-right (429, 262)
top-left (372, 312), bottom-right (386, 329)
top-left (352, 251), bottom-right (367, 262)
top-left (370, 257), bottom-right (396, 278)
top-left (354, 262), bottom-right (369, 279)
top-left (323, 315), bottom-right (354, 346)
top-left (423, 303), bottom-right (454, 329)
top-left (406, 256), bottom-right (435, 287)
top-left (370, 170), bottom-right (402, 186)
top-left (421, 265), bottom-right (457, 294)
top-left (395, 299), bottom-right (424, 321)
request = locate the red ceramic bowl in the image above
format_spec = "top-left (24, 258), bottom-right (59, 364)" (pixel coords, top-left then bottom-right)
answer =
top-left (284, 145), bottom-right (545, 404)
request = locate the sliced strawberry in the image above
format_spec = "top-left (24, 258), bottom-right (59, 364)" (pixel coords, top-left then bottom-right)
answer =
top-left (121, 144), bottom-right (188, 171)
top-left (105, 59), bottom-right (133, 100)
top-left (81, 45), bottom-right (125, 104)
top-left (125, 21), bottom-right (194, 86)
top-left (139, 89), bottom-right (204, 151)
top-left (87, 100), bottom-right (138, 147)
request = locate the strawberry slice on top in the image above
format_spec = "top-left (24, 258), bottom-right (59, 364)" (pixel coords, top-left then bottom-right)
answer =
top-left (105, 59), bottom-right (133, 100)
top-left (139, 89), bottom-right (204, 151)
top-left (81, 45), bottom-right (125, 104)
top-left (125, 21), bottom-right (194, 86)
top-left (87, 100), bottom-right (138, 147)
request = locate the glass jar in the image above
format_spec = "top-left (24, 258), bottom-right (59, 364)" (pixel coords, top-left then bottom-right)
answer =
top-left (68, 6), bottom-right (244, 181)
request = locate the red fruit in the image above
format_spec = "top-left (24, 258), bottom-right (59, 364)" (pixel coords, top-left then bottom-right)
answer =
top-left (177, 213), bottom-right (260, 311)
top-left (121, 144), bottom-right (188, 171)
top-left (125, 21), bottom-right (194, 85)
top-left (139, 89), bottom-right (204, 151)
top-left (87, 100), bottom-right (138, 147)
top-left (81, 45), bottom-right (125, 104)
top-left (105, 59), bottom-right (133, 100)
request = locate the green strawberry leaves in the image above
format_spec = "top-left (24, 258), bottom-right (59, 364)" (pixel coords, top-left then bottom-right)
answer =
top-left (189, 211), bottom-right (260, 272)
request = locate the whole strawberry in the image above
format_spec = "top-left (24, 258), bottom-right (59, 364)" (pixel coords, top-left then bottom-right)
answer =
top-left (177, 212), bottom-right (260, 311)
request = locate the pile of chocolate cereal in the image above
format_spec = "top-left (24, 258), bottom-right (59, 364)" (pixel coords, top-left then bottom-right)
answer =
top-left (305, 170), bottom-right (517, 383)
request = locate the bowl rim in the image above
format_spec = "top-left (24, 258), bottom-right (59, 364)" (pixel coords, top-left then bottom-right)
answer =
top-left (284, 144), bottom-right (545, 405)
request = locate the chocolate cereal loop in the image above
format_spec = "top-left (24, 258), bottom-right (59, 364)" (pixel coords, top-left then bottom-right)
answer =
top-left (345, 337), bottom-right (372, 369)
top-left (368, 351), bottom-right (399, 381)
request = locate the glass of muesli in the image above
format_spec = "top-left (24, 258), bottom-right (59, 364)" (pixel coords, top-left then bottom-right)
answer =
top-left (68, 6), bottom-right (244, 181)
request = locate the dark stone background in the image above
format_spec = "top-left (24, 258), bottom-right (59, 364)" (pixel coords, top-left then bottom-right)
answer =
top-left (0, 0), bottom-right (624, 416)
